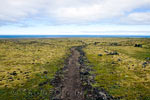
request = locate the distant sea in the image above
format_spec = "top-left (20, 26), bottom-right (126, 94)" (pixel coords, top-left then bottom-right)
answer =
top-left (0, 35), bottom-right (150, 38)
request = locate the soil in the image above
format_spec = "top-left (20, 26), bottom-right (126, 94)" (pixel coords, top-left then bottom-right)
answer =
top-left (60, 47), bottom-right (84, 100)
top-left (51, 46), bottom-right (114, 100)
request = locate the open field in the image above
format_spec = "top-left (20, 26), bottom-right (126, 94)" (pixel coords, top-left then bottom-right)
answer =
top-left (83, 38), bottom-right (150, 100)
top-left (0, 38), bottom-right (83, 100)
top-left (0, 38), bottom-right (150, 100)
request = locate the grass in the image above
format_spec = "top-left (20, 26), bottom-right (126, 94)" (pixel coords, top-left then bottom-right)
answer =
top-left (0, 38), bottom-right (150, 100)
top-left (83, 38), bottom-right (150, 100)
top-left (0, 38), bottom-right (83, 100)
top-left (105, 46), bottom-right (150, 60)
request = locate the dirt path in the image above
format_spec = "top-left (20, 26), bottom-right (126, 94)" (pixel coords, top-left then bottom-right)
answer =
top-left (60, 47), bottom-right (84, 100)
top-left (51, 46), bottom-right (114, 100)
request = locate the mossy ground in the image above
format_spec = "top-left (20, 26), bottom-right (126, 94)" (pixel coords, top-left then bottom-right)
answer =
top-left (0, 38), bottom-right (150, 100)
top-left (83, 38), bottom-right (150, 100)
top-left (0, 38), bottom-right (83, 100)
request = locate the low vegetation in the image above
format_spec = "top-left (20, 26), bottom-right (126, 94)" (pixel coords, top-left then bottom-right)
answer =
top-left (0, 38), bottom-right (82, 100)
top-left (0, 38), bottom-right (150, 100)
top-left (84, 38), bottom-right (150, 100)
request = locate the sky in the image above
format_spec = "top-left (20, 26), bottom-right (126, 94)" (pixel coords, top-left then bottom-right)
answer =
top-left (0, 0), bottom-right (150, 35)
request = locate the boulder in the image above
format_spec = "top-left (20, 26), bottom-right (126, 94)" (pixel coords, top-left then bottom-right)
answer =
top-left (10, 71), bottom-right (17, 76)
top-left (98, 54), bottom-right (103, 56)
top-left (134, 44), bottom-right (142, 47)
top-left (43, 71), bottom-right (48, 74)
top-left (80, 69), bottom-right (90, 75)
top-left (24, 72), bottom-right (29, 74)
top-left (39, 81), bottom-right (48, 86)
top-left (107, 51), bottom-right (119, 55)
top-left (142, 62), bottom-right (147, 68)
top-left (118, 59), bottom-right (121, 61)
top-left (111, 62), bottom-right (115, 64)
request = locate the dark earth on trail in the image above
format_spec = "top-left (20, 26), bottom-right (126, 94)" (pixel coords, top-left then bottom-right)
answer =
top-left (61, 47), bottom-right (84, 100)
top-left (51, 46), bottom-right (113, 100)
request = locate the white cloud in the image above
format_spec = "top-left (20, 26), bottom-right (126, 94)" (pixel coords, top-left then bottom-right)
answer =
top-left (51, 0), bottom-right (150, 23)
top-left (121, 12), bottom-right (150, 24)
top-left (0, 0), bottom-right (150, 24)
top-left (0, 0), bottom-right (47, 22)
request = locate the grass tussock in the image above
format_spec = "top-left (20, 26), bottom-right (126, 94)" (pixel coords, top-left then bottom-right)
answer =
top-left (83, 38), bottom-right (150, 100)
top-left (0, 38), bottom-right (83, 100)
top-left (0, 38), bottom-right (150, 100)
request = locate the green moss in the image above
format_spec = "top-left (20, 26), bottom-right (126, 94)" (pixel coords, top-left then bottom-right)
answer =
top-left (0, 38), bottom-right (83, 99)
top-left (84, 38), bottom-right (150, 100)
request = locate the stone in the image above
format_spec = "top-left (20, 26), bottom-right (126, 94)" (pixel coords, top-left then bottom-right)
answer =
top-left (107, 51), bottom-right (119, 55)
top-left (43, 71), bottom-right (48, 74)
top-left (24, 72), bottom-right (29, 74)
top-left (134, 44), bottom-right (142, 47)
top-left (142, 62), bottom-right (147, 68)
top-left (111, 62), bottom-right (115, 64)
top-left (98, 54), bottom-right (103, 56)
top-left (10, 71), bottom-right (17, 76)
top-left (118, 59), bottom-right (121, 61)
top-left (39, 81), bottom-right (48, 86)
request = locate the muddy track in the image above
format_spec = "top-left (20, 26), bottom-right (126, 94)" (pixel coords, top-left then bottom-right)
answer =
top-left (51, 46), bottom-right (114, 100)
top-left (60, 47), bottom-right (84, 100)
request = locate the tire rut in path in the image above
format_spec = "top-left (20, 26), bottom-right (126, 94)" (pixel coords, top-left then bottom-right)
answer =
top-left (61, 47), bottom-right (84, 100)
